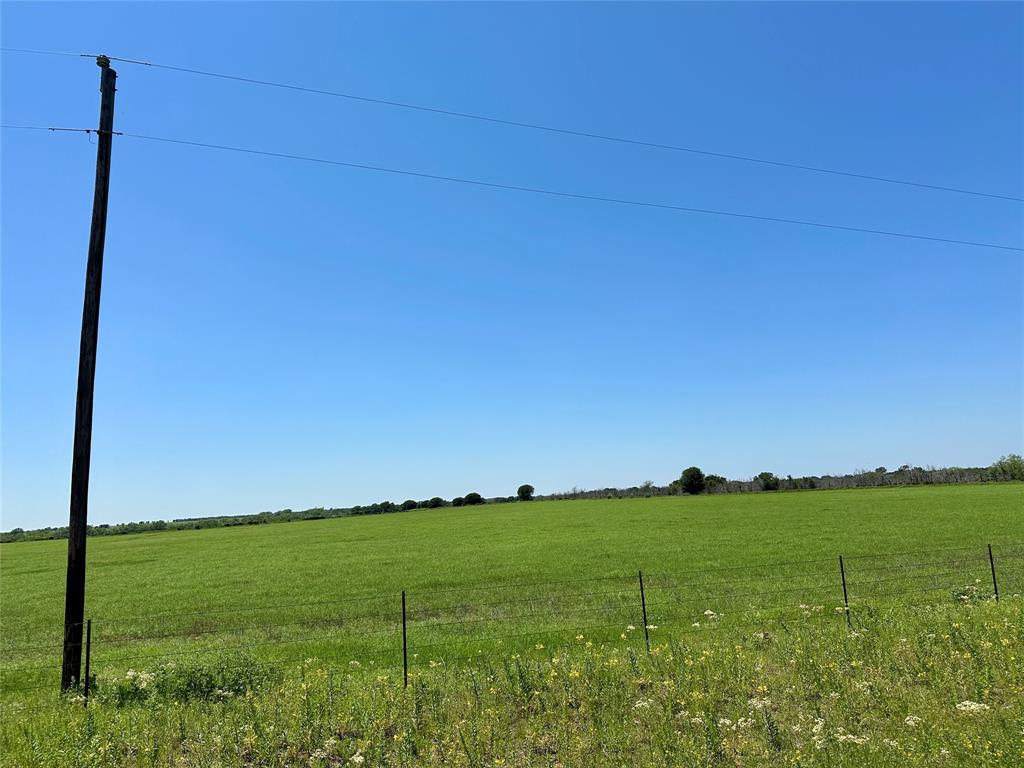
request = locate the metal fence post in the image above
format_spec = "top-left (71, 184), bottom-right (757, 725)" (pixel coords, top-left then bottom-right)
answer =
top-left (638, 570), bottom-right (650, 653)
top-left (988, 545), bottom-right (999, 602)
top-left (401, 590), bottom-right (408, 688)
top-left (838, 556), bottom-right (851, 628)
top-left (83, 618), bottom-right (92, 706)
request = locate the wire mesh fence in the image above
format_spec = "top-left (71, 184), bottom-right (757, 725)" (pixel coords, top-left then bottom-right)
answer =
top-left (1, 541), bottom-right (1020, 715)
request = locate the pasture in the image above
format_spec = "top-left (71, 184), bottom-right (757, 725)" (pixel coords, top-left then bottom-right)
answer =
top-left (1, 484), bottom-right (1022, 766)
top-left (2, 484), bottom-right (1022, 684)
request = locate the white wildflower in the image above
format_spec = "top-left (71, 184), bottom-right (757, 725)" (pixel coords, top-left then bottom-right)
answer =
top-left (125, 669), bottom-right (154, 689)
top-left (812, 718), bottom-right (827, 750)
top-left (835, 732), bottom-right (869, 745)
top-left (956, 700), bottom-right (990, 714)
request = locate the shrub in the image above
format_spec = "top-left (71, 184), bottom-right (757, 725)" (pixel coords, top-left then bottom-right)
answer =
top-left (463, 492), bottom-right (484, 506)
top-left (952, 583), bottom-right (986, 604)
top-left (426, 497), bottom-right (446, 509)
top-left (517, 484), bottom-right (535, 501)
top-left (451, 497), bottom-right (465, 507)
top-left (109, 669), bottom-right (154, 706)
top-left (103, 653), bottom-right (276, 706)
top-left (756, 472), bottom-right (780, 491)
top-left (154, 653), bottom-right (277, 702)
top-left (401, 500), bottom-right (418, 511)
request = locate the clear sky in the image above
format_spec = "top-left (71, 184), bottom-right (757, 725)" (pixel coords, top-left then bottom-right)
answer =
top-left (2, 2), bottom-right (1022, 530)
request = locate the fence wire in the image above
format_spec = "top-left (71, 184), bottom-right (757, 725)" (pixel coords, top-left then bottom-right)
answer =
top-left (2, 542), bottom-right (1019, 709)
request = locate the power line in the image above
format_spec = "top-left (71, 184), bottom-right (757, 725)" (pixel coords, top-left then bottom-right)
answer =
top-left (111, 131), bottom-right (1021, 253)
top-left (4, 124), bottom-right (1021, 251)
top-left (0, 125), bottom-right (118, 134)
top-left (3, 46), bottom-right (1021, 203)
top-left (0, 46), bottom-right (83, 58)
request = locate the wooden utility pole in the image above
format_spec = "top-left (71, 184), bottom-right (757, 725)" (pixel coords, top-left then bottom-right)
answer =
top-left (61, 56), bottom-right (117, 691)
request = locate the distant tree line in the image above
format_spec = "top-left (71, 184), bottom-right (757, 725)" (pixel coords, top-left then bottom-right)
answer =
top-left (0, 488), bottom-right (525, 543)
top-left (3, 454), bottom-right (1022, 543)
top-left (543, 455), bottom-right (1024, 500)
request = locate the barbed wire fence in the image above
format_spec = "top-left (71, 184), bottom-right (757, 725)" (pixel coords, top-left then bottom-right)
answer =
top-left (1, 542), bottom-right (1020, 717)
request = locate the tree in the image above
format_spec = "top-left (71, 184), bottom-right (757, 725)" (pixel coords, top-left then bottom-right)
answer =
top-left (756, 472), bottom-right (780, 491)
top-left (463, 492), bottom-right (484, 505)
top-left (517, 484), bottom-right (535, 501)
top-left (677, 466), bottom-right (706, 495)
top-left (451, 496), bottom-right (465, 507)
top-left (400, 499), bottom-right (418, 511)
top-left (989, 454), bottom-right (1024, 481)
top-left (705, 474), bottom-right (727, 493)
top-left (426, 497), bottom-right (446, 509)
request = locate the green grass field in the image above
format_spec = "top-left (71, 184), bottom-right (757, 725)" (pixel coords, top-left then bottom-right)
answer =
top-left (2, 484), bottom-right (1023, 766)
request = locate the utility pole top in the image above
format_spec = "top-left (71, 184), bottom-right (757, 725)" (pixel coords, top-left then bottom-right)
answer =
top-left (96, 55), bottom-right (110, 68)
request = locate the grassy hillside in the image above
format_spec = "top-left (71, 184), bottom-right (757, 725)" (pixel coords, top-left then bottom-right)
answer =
top-left (1, 484), bottom-right (1022, 766)
top-left (4, 484), bottom-right (1022, 623)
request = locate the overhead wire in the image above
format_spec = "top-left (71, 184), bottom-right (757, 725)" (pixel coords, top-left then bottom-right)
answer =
top-left (113, 131), bottom-right (1024, 253)
top-left (10, 122), bottom-right (1015, 251)
top-left (2, 46), bottom-right (1020, 203)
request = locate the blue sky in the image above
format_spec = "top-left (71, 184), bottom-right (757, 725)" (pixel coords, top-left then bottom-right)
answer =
top-left (2, 2), bottom-right (1022, 530)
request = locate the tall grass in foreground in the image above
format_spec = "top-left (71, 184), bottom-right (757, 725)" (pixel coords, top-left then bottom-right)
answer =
top-left (2, 598), bottom-right (1020, 767)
